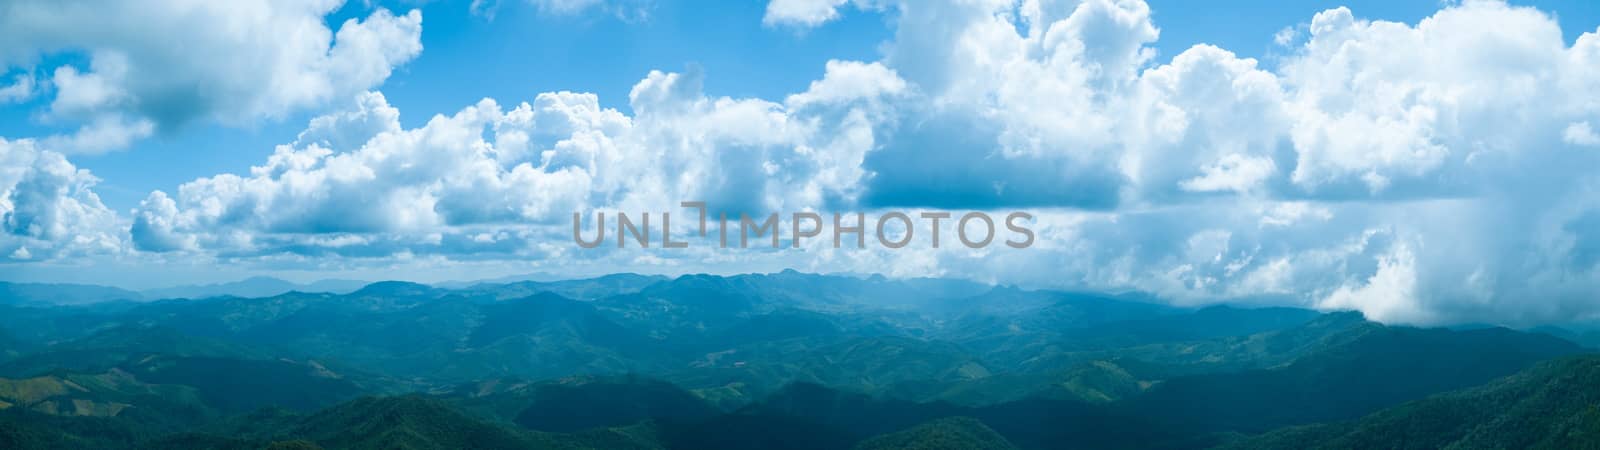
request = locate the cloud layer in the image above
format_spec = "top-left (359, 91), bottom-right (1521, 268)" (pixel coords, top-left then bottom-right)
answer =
top-left (4, 0), bottom-right (1600, 326)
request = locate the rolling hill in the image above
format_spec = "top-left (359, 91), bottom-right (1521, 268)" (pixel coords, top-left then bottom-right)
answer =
top-left (854, 416), bottom-right (1018, 450)
top-left (1220, 355), bottom-right (1600, 449)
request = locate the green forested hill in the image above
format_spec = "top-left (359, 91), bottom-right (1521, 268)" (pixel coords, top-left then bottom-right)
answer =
top-left (854, 416), bottom-right (1018, 450)
top-left (1219, 355), bottom-right (1600, 450)
top-left (1123, 324), bottom-right (1582, 433)
top-left (442, 375), bottom-right (720, 433)
top-left (0, 325), bottom-right (265, 378)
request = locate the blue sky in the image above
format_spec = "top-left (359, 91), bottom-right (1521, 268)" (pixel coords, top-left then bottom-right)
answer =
top-left (2, 0), bottom-right (1599, 326)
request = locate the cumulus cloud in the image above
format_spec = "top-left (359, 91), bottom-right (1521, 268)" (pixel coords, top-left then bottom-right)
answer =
top-left (0, 0), bottom-right (422, 153)
top-left (1280, 3), bottom-right (1568, 196)
top-left (0, 138), bottom-right (126, 261)
top-left (130, 60), bottom-right (906, 257)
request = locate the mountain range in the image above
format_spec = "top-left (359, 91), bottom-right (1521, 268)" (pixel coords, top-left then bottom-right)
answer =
top-left (0, 271), bottom-right (1594, 449)
top-left (0, 277), bottom-right (368, 307)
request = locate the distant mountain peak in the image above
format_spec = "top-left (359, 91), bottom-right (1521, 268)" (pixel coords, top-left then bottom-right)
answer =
top-left (139, 276), bottom-right (365, 300)
top-left (238, 275), bottom-right (293, 283)
top-left (350, 280), bottom-right (435, 297)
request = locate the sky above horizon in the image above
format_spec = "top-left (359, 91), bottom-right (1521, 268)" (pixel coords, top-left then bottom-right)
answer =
top-left (2, 0), bottom-right (1600, 326)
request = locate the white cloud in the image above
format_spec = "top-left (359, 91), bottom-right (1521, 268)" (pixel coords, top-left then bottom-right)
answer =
top-left (473, 0), bottom-right (652, 21)
top-left (1126, 44), bottom-right (1288, 201)
top-left (46, 61), bottom-right (123, 119)
top-left (1259, 202), bottom-right (1332, 228)
top-left (786, 60), bottom-right (908, 107)
top-left (764, 0), bottom-right (854, 27)
top-left (294, 91), bottom-right (405, 152)
top-left (1180, 154), bottom-right (1276, 193)
top-left (1279, 2), bottom-right (1588, 196)
top-left (532, 0), bottom-right (605, 14)
top-left (1319, 241), bottom-right (1428, 324)
top-left (129, 191), bottom-right (191, 253)
top-left (1273, 26), bottom-right (1298, 47)
top-left (41, 115), bottom-right (155, 156)
top-left (0, 138), bottom-right (127, 261)
top-left (128, 62), bottom-right (904, 256)
top-left (0, 1), bottom-right (423, 153)
top-left (0, 73), bottom-right (34, 104)
top-left (1566, 122), bottom-right (1600, 146)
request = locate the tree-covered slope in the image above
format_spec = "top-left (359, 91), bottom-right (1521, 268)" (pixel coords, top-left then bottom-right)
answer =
top-left (1126, 324), bottom-right (1583, 434)
top-left (854, 416), bottom-right (1018, 450)
top-left (1219, 355), bottom-right (1600, 450)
